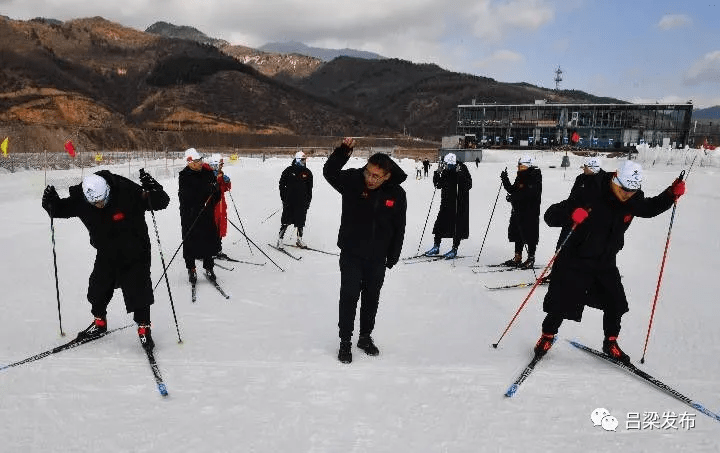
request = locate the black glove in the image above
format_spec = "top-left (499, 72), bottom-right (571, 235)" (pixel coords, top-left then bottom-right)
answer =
top-left (42, 185), bottom-right (59, 216)
top-left (506, 193), bottom-right (513, 202)
top-left (500, 169), bottom-right (509, 181)
top-left (139, 170), bottom-right (162, 191)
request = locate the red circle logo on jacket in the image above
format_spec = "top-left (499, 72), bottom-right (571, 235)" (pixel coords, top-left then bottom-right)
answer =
top-left (385, 199), bottom-right (395, 207)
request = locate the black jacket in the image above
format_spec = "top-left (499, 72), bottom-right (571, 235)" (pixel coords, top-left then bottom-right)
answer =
top-left (47, 170), bottom-right (169, 263)
top-left (179, 164), bottom-right (221, 259)
top-left (279, 161), bottom-right (313, 226)
top-left (323, 145), bottom-right (407, 267)
top-left (432, 163), bottom-right (472, 239)
top-left (542, 171), bottom-right (676, 320)
top-left (502, 166), bottom-right (542, 245)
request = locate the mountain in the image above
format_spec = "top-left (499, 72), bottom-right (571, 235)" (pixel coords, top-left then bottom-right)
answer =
top-left (259, 41), bottom-right (384, 61)
top-left (0, 15), bottom-right (627, 152)
top-left (693, 106), bottom-right (720, 120)
top-left (145, 21), bottom-right (229, 47)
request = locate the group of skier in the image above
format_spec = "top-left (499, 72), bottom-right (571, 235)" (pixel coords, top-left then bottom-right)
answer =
top-left (40, 139), bottom-right (686, 367)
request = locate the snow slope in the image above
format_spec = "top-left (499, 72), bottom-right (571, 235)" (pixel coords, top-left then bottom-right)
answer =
top-left (0, 149), bottom-right (718, 452)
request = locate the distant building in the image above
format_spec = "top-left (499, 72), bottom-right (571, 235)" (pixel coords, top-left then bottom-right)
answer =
top-left (455, 102), bottom-right (693, 149)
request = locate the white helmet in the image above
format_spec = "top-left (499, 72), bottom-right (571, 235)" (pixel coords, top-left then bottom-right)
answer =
top-left (82, 174), bottom-right (110, 204)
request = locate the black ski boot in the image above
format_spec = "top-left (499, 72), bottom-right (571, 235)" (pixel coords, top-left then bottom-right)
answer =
top-left (357, 335), bottom-right (380, 356)
top-left (188, 268), bottom-right (197, 284)
top-left (138, 325), bottom-right (154, 351)
top-left (76, 317), bottom-right (108, 341)
top-left (603, 336), bottom-right (630, 364)
top-left (205, 268), bottom-right (217, 282)
top-left (520, 256), bottom-right (535, 269)
top-left (338, 340), bottom-right (352, 363)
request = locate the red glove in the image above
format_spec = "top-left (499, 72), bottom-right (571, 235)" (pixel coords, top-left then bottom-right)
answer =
top-left (571, 207), bottom-right (589, 224)
top-left (670, 179), bottom-right (685, 199)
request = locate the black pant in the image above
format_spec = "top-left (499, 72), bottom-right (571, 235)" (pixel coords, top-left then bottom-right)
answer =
top-left (185, 257), bottom-right (215, 271)
top-left (434, 235), bottom-right (461, 250)
top-left (338, 252), bottom-right (386, 341)
top-left (541, 309), bottom-right (623, 338)
top-left (87, 253), bottom-right (153, 325)
top-left (514, 241), bottom-right (536, 257)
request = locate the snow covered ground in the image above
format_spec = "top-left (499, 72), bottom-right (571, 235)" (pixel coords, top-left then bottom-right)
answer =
top-left (0, 148), bottom-right (718, 452)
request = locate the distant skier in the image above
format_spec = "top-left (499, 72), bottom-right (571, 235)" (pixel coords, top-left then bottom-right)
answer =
top-left (277, 151), bottom-right (313, 249)
top-left (41, 170), bottom-right (170, 351)
top-left (206, 153), bottom-right (232, 260)
top-left (422, 158), bottom-right (430, 177)
top-left (424, 152), bottom-right (472, 259)
top-left (533, 161), bottom-right (686, 363)
top-left (324, 137), bottom-right (407, 364)
top-left (501, 154), bottom-right (542, 269)
top-left (179, 148), bottom-right (221, 284)
top-left (475, 156), bottom-right (480, 168)
top-left (415, 160), bottom-right (423, 179)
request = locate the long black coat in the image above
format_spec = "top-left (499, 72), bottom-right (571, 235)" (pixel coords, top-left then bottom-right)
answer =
top-left (502, 167), bottom-right (542, 245)
top-left (432, 163), bottom-right (472, 239)
top-left (279, 161), bottom-right (313, 227)
top-left (543, 171), bottom-right (675, 321)
top-left (47, 170), bottom-right (170, 312)
top-left (179, 165), bottom-right (221, 260)
top-left (323, 145), bottom-right (407, 267)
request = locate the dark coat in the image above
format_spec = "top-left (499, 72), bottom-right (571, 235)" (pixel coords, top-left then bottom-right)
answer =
top-left (179, 164), bottom-right (222, 260)
top-left (47, 171), bottom-right (170, 313)
top-left (502, 166), bottom-right (542, 245)
top-left (432, 163), bottom-right (472, 239)
top-left (555, 169), bottom-right (606, 249)
top-left (543, 171), bottom-right (675, 321)
top-left (49, 170), bottom-right (170, 263)
top-left (279, 161), bottom-right (313, 227)
top-left (323, 145), bottom-right (407, 267)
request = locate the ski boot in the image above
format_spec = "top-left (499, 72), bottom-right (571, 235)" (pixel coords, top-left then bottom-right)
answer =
top-left (424, 245), bottom-right (440, 257)
top-left (534, 333), bottom-right (555, 358)
top-left (138, 325), bottom-right (154, 351)
top-left (443, 248), bottom-right (458, 259)
top-left (503, 253), bottom-right (522, 267)
top-left (520, 256), bottom-right (535, 269)
top-left (205, 268), bottom-right (217, 282)
top-left (357, 335), bottom-right (380, 356)
top-left (188, 268), bottom-right (197, 284)
top-left (338, 340), bottom-right (352, 363)
top-left (76, 317), bottom-right (108, 341)
top-left (603, 336), bottom-right (631, 364)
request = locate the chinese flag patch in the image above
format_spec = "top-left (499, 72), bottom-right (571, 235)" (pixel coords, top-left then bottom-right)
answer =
top-left (112, 211), bottom-right (125, 221)
top-left (385, 199), bottom-right (395, 207)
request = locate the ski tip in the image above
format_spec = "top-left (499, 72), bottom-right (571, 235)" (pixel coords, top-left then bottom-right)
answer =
top-left (158, 383), bottom-right (169, 397)
top-left (505, 384), bottom-right (518, 397)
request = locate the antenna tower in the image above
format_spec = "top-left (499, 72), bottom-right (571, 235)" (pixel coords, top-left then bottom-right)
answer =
top-left (554, 66), bottom-right (563, 90)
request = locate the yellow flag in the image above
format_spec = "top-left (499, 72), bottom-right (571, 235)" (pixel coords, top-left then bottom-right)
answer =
top-left (1, 137), bottom-right (7, 157)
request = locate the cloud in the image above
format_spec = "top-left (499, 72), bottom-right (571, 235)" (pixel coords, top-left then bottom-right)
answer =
top-left (684, 51), bottom-right (720, 85)
top-left (472, 50), bottom-right (525, 79)
top-left (657, 14), bottom-right (692, 30)
top-left (469, 0), bottom-right (555, 42)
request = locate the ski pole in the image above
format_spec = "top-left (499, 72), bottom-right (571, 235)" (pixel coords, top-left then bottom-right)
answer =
top-left (416, 187), bottom-right (437, 254)
top-left (640, 170), bottom-right (685, 364)
top-left (492, 223), bottom-right (578, 349)
top-left (260, 208), bottom-right (280, 224)
top-left (227, 218), bottom-right (285, 272)
top-left (152, 193), bottom-right (214, 291)
top-left (140, 169), bottom-right (182, 344)
top-left (227, 191), bottom-right (253, 255)
top-left (476, 175), bottom-right (504, 262)
top-left (50, 217), bottom-right (65, 337)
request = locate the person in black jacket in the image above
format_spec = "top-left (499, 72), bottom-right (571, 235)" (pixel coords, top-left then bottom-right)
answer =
top-left (41, 170), bottom-right (170, 351)
top-left (424, 152), bottom-right (472, 259)
top-left (324, 137), bottom-right (407, 364)
top-left (501, 154), bottom-right (542, 269)
top-left (534, 161), bottom-right (686, 363)
top-left (178, 148), bottom-right (221, 283)
top-left (277, 151), bottom-right (313, 249)
top-left (422, 158), bottom-right (430, 178)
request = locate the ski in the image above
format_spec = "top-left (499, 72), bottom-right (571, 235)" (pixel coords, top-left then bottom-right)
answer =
top-left (470, 262), bottom-right (515, 268)
top-left (472, 265), bottom-right (540, 274)
top-left (402, 253), bottom-right (430, 261)
top-left (403, 255), bottom-right (468, 264)
top-left (267, 244), bottom-right (302, 261)
top-left (214, 253), bottom-right (239, 262)
top-left (486, 279), bottom-right (549, 290)
top-left (191, 282), bottom-right (197, 303)
top-left (206, 274), bottom-right (230, 299)
top-left (215, 263), bottom-right (234, 271)
top-left (505, 354), bottom-right (545, 397)
top-left (143, 347), bottom-right (169, 397)
top-left (0, 324), bottom-right (133, 371)
top-left (568, 340), bottom-right (720, 423)
top-left (287, 244), bottom-right (340, 256)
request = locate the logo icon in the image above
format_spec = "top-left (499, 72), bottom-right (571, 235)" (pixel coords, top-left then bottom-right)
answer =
top-left (591, 408), bottom-right (618, 431)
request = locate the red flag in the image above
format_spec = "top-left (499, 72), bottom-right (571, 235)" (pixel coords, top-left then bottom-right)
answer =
top-left (64, 140), bottom-right (76, 157)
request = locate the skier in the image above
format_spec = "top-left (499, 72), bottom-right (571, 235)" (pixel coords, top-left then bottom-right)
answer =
top-left (415, 160), bottom-right (423, 179)
top-left (206, 154), bottom-right (232, 260)
top-left (40, 170), bottom-right (170, 350)
top-left (422, 158), bottom-right (430, 178)
top-left (500, 155), bottom-right (542, 269)
top-left (277, 151), bottom-right (313, 248)
top-left (323, 137), bottom-right (407, 364)
top-left (424, 152), bottom-right (472, 259)
top-left (178, 148), bottom-right (221, 283)
top-left (475, 156), bottom-right (480, 168)
top-left (534, 161), bottom-right (686, 363)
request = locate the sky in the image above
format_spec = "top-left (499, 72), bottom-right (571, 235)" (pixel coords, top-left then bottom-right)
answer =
top-left (1, 148), bottom-right (719, 452)
top-left (2, 0), bottom-right (720, 109)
